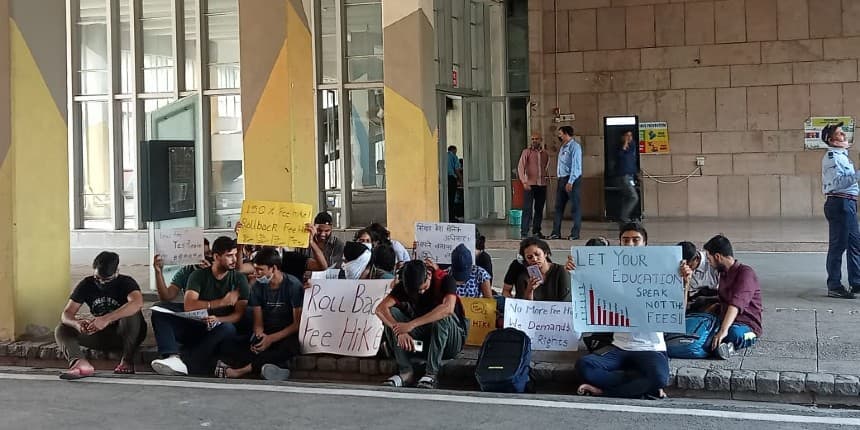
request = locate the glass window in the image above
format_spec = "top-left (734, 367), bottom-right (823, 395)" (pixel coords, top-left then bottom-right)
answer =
top-left (185, 0), bottom-right (199, 90)
top-left (348, 89), bottom-right (385, 226)
top-left (209, 95), bottom-right (244, 228)
top-left (78, 0), bottom-right (109, 95)
top-left (81, 102), bottom-right (112, 229)
top-left (120, 101), bottom-right (137, 229)
top-left (506, 0), bottom-right (528, 93)
top-left (119, 0), bottom-right (132, 94)
top-left (319, 90), bottom-right (342, 225)
top-left (319, 0), bottom-right (337, 84)
top-left (206, 0), bottom-right (240, 89)
top-left (470, 1), bottom-right (485, 92)
top-left (141, 0), bottom-right (175, 93)
top-left (344, 1), bottom-right (383, 82)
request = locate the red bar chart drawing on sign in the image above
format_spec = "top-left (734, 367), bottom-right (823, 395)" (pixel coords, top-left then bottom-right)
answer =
top-left (588, 287), bottom-right (632, 328)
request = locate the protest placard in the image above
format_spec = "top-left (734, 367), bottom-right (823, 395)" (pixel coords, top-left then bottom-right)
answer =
top-left (299, 279), bottom-right (392, 357)
top-left (414, 222), bottom-right (476, 264)
top-left (153, 227), bottom-right (204, 266)
top-left (571, 246), bottom-right (684, 333)
top-left (503, 298), bottom-right (579, 351)
top-left (461, 297), bottom-right (497, 346)
top-left (238, 200), bottom-right (313, 248)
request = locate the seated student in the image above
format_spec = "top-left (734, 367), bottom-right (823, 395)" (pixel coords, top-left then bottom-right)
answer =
top-left (585, 236), bottom-right (610, 246)
top-left (369, 243), bottom-right (397, 280)
top-left (575, 223), bottom-right (692, 399)
top-left (153, 238), bottom-right (213, 305)
top-left (501, 258), bottom-right (527, 298)
top-left (425, 244), bottom-right (492, 298)
top-left (341, 241), bottom-right (373, 279)
top-left (296, 212), bottom-right (346, 269)
top-left (678, 241), bottom-right (720, 312)
top-left (512, 238), bottom-right (571, 301)
top-left (377, 260), bottom-right (468, 389)
top-left (275, 224), bottom-right (329, 282)
top-left (218, 248), bottom-right (303, 381)
top-left (354, 228), bottom-right (373, 245)
top-left (367, 222), bottom-right (411, 264)
top-left (704, 235), bottom-right (762, 359)
top-left (55, 252), bottom-right (146, 379)
top-left (475, 232), bottom-right (493, 281)
top-left (150, 236), bottom-right (250, 376)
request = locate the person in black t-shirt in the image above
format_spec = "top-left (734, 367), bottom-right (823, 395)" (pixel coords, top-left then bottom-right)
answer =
top-left (377, 260), bottom-right (467, 389)
top-left (218, 248), bottom-right (303, 381)
top-left (55, 252), bottom-right (146, 380)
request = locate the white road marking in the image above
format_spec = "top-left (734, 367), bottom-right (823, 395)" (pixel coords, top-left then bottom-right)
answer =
top-left (1, 372), bottom-right (858, 426)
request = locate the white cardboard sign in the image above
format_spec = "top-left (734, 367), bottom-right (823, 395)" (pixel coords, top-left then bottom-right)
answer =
top-left (414, 222), bottom-right (476, 264)
top-left (153, 227), bottom-right (205, 266)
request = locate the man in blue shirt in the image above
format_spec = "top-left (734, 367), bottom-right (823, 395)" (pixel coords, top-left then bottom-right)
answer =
top-left (821, 122), bottom-right (860, 299)
top-left (616, 130), bottom-right (639, 223)
top-left (551, 126), bottom-right (583, 240)
top-left (447, 145), bottom-right (462, 222)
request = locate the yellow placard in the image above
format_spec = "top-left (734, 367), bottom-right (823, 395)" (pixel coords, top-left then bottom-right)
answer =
top-left (638, 121), bottom-right (670, 154)
top-left (238, 200), bottom-right (313, 248)
top-left (462, 297), bottom-right (497, 346)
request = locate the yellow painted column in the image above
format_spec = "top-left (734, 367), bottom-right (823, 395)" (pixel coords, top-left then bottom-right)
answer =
top-left (0, 0), bottom-right (70, 340)
top-left (382, 0), bottom-right (440, 243)
top-left (238, 0), bottom-right (317, 208)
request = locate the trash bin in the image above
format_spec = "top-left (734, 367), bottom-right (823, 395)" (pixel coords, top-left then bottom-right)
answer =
top-left (508, 209), bottom-right (523, 226)
top-left (512, 179), bottom-right (525, 209)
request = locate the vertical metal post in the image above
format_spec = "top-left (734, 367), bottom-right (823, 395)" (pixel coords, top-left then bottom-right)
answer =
top-left (106, 0), bottom-right (122, 229)
top-left (197, 0), bottom-right (211, 228)
top-left (67, 0), bottom-right (84, 229)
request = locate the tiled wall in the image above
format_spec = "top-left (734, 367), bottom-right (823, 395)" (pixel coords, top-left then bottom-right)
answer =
top-left (529, 0), bottom-right (860, 218)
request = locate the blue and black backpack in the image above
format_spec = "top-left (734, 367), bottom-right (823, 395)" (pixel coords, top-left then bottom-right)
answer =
top-left (475, 328), bottom-right (532, 393)
top-left (665, 312), bottom-right (719, 359)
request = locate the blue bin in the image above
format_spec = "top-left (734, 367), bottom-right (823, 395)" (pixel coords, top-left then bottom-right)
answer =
top-left (508, 209), bottom-right (523, 226)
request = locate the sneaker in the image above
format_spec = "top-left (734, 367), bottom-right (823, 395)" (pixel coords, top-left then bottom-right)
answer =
top-left (715, 342), bottom-right (735, 360)
top-left (828, 286), bottom-right (856, 299)
top-left (548, 234), bottom-right (561, 240)
top-left (535, 233), bottom-right (547, 239)
top-left (261, 364), bottom-right (291, 381)
top-left (151, 355), bottom-right (188, 376)
top-left (568, 235), bottom-right (580, 241)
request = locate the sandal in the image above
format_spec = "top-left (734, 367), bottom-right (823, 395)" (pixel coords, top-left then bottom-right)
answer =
top-left (382, 374), bottom-right (405, 387)
top-left (113, 363), bottom-right (135, 375)
top-left (60, 361), bottom-right (95, 380)
top-left (416, 375), bottom-right (437, 389)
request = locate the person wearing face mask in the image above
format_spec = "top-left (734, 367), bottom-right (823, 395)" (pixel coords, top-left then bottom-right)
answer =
top-left (340, 241), bottom-right (373, 280)
top-left (518, 133), bottom-right (550, 239)
top-left (377, 260), bottom-right (468, 389)
top-left (511, 238), bottom-right (570, 301)
top-left (820, 122), bottom-right (860, 299)
top-left (55, 251), bottom-right (146, 379)
top-left (152, 238), bottom-right (213, 305)
top-left (216, 248), bottom-right (303, 380)
top-left (703, 235), bottom-right (762, 359)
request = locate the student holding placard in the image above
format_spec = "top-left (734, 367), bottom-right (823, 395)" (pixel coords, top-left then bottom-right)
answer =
top-left (511, 238), bottom-right (571, 302)
top-left (574, 223), bottom-right (692, 399)
top-left (377, 261), bottom-right (468, 389)
top-left (153, 238), bottom-right (212, 303)
top-left (296, 212), bottom-right (345, 269)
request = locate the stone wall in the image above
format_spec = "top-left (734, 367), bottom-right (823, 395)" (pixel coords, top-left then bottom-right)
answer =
top-left (528, 0), bottom-right (860, 218)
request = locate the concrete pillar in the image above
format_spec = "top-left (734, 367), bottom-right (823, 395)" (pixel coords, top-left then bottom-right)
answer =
top-left (0, 0), bottom-right (70, 340)
top-left (382, 0), bottom-right (440, 243)
top-left (238, 0), bottom-right (316, 208)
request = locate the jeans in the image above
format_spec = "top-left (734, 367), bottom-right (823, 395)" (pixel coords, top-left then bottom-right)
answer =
top-left (824, 196), bottom-right (860, 290)
top-left (552, 176), bottom-right (582, 238)
top-left (617, 175), bottom-right (639, 222)
top-left (448, 176), bottom-right (459, 221)
top-left (384, 307), bottom-right (466, 376)
top-left (54, 312), bottom-right (147, 366)
top-left (521, 185), bottom-right (547, 236)
top-left (220, 334), bottom-right (300, 375)
top-left (721, 323), bottom-right (758, 351)
top-left (576, 347), bottom-right (670, 398)
top-left (151, 304), bottom-right (238, 376)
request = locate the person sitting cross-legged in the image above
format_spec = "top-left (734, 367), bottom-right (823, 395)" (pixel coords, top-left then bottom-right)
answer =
top-left (55, 251), bottom-right (146, 379)
top-left (217, 248), bottom-right (303, 380)
top-left (377, 260), bottom-right (468, 389)
top-left (150, 236), bottom-right (250, 376)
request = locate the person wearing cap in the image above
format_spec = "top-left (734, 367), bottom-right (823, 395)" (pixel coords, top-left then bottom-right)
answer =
top-left (449, 244), bottom-right (493, 298)
top-left (518, 132), bottom-right (550, 239)
top-left (296, 212), bottom-right (345, 269)
top-left (377, 260), bottom-right (468, 389)
top-left (820, 121), bottom-right (860, 299)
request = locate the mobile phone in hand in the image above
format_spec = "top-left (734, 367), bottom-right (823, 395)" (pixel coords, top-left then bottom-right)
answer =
top-left (527, 265), bottom-right (543, 283)
top-left (412, 339), bottom-right (424, 353)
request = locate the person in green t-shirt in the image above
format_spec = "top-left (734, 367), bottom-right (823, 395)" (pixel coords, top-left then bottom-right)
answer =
top-left (152, 238), bottom-right (212, 305)
top-left (150, 236), bottom-right (250, 377)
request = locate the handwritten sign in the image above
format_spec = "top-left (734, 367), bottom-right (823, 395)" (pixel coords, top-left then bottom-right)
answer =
top-left (462, 298), bottom-right (497, 346)
top-left (299, 279), bottom-right (391, 357)
top-left (153, 227), bottom-right (204, 266)
top-left (238, 200), bottom-right (313, 248)
top-left (571, 246), bottom-right (684, 333)
top-left (414, 222), bottom-right (476, 264)
top-left (503, 298), bottom-right (579, 351)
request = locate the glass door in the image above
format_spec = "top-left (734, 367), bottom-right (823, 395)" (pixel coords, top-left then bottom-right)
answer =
top-left (462, 96), bottom-right (510, 223)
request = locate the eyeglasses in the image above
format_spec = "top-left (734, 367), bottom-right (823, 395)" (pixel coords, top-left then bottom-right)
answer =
top-left (93, 271), bottom-right (118, 284)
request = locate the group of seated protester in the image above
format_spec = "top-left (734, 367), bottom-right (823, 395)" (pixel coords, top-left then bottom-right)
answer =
top-left (54, 215), bottom-right (761, 400)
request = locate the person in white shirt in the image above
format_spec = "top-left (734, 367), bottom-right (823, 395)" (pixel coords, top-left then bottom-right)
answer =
top-left (571, 223), bottom-right (691, 398)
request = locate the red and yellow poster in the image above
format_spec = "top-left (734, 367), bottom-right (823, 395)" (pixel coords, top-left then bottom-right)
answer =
top-left (638, 122), bottom-right (670, 154)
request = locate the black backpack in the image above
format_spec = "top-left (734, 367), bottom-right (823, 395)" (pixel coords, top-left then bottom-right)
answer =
top-left (475, 328), bottom-right (532, 393)
top-left (582, 332), bottom-right (614, 352)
